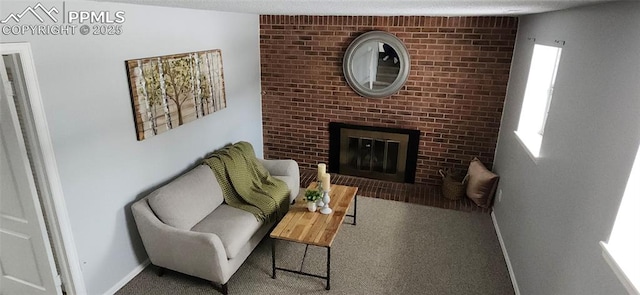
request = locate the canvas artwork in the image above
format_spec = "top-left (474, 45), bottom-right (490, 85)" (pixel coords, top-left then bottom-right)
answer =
top-left (126, 49), bottom-right (226, 141)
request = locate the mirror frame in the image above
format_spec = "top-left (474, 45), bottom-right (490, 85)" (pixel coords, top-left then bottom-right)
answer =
top-left (343, 31), bottom-right (411, 98)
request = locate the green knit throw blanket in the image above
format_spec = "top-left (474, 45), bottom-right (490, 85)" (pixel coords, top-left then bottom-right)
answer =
top-left (203, 142), bottom-right (289, 222)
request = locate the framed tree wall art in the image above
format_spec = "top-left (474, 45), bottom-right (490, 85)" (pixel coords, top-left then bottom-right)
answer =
top-left (125, 49), bottom-right (226, 141)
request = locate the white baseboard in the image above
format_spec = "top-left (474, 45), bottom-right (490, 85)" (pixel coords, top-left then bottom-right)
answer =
top-left (103, 259), bottom-right (150, 295)
top-left (492, 211), bottom-right (521, 295)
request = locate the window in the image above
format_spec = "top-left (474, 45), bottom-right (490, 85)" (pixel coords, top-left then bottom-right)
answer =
top-left (601, 144), bottom-right (640, 294)
top-left (515, 44), bottom-right (562, 158)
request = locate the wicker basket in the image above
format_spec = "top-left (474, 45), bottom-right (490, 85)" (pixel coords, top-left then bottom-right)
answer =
top-left (439, 169), bottom-right (467, 201)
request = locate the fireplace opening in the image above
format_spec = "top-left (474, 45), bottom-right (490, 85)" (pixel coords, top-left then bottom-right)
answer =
top-left (329, 122), bottom-right (419, 183)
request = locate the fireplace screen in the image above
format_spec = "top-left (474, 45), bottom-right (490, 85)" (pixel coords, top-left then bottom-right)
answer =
top-left (330, 123), bottom-right (419, 183)
top-left (347, 137), bottom-right (399, 174)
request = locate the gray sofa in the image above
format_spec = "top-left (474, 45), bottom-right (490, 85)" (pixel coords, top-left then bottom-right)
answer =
top-left (131, 159), bottom-right (299, 294)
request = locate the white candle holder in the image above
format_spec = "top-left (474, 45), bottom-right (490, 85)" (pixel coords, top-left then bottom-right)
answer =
top-left (316, 181), bottom-right (325, 207)
top-left (320, 189), bottom-right (332, 215)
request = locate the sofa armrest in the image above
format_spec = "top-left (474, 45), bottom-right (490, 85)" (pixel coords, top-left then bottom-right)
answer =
top-left (259, 159), bottom-right (300, 203)
top-left (131, 199), bottom-right (229, 283)
top-left (259, 159), bottom-right (298, 177)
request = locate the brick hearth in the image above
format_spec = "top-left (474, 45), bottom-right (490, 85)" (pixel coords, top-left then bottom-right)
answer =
top-left (299, 169), bottom-right (490, 213)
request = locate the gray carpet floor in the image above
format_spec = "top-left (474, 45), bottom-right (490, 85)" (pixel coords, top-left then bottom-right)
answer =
top-left (117, 196), bottom-right (514, 294)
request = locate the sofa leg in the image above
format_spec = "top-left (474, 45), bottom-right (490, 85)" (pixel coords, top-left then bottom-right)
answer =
top-left (156, 266), bottom-right (165, 277)
top-left (211, 282), bottom-right (228, 295)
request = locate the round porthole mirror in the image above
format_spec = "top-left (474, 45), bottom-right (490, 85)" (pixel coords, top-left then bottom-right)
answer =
top-left (343, 31), bottom-right (411, 98)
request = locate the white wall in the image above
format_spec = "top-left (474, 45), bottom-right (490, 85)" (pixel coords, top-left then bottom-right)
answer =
top-left (1, 2), bottom-right (263, 294)
top-left (493, 1), bottom-right (640, 294)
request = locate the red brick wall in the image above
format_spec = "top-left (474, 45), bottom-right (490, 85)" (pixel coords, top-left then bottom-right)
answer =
top-left (260, 16), bottom-right (517, 185)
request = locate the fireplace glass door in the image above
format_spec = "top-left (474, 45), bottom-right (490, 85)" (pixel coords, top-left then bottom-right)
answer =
top-left (340, 129), bottom-right (408, 182)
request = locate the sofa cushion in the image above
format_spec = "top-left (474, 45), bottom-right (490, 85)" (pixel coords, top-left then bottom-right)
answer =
top-left (191, 204), bottom-right (263, 259)
top-left (148, 165), bottom-right (224, 230)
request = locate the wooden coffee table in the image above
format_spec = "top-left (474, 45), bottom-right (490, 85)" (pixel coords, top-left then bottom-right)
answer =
top-left (270, 183), bottom-right (358, 290)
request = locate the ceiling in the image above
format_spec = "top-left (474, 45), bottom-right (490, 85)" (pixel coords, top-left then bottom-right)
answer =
top-left (96, 0), bottom-right (614, 16)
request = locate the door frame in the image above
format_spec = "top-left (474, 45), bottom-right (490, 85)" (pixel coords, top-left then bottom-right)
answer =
top-left (1, 42), bottom-right (86, 295)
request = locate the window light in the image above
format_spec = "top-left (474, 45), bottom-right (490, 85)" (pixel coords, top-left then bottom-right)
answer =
top-left (601, 144), bottom-right (640, 294)
top-left (515, 44), bottom-right (562, 158)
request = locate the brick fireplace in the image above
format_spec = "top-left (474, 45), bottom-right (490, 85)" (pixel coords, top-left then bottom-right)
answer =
top-left (260, 16), bottom-right (517, 185)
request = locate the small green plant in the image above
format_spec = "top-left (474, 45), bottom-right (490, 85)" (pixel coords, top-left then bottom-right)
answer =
top-left (304, 189), bottom-right (322, 202)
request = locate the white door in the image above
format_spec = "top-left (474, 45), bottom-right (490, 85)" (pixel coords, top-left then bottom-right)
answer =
top-left (0, 55), bottom-right (61, 295)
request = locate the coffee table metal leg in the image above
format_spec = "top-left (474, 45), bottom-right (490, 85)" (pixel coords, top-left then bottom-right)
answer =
top-left (347, 195), bottom-right (357, 225)
top-left (271, 239), bottom-right (276, 279)
top-left (326, 247), bottom-right (331, 290)
top-left (353, 195), bottom-right (357, 225)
